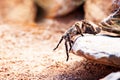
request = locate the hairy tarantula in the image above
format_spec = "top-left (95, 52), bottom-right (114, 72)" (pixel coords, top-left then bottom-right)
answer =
top-left (53, 20), bottom-right (101, 61)
top-left (53, 6), bottom-right (120, 61)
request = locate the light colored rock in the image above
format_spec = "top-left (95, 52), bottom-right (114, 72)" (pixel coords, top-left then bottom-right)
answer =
top-left (72, 34), bottom-right (120, 67)
top-left (35, 0), bottom-right (85, 18)
top-left (100, 72), bottom-right (120, 80)
top-left (0, 0), bottom-right (36, 23)
top-left (84, 0), bottom-right (113, 23)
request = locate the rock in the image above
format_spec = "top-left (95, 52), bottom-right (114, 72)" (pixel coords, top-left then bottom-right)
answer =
top-left (71, 34), bottom-right (120, 68)
top-left (35, 0), bottom-right (85, 18)
top-left (84, 0), bottom-right (113, 23)
top-left (0, 0), bottom-right (36, 23)
top-left (100, 72), bottom-right (120, 80)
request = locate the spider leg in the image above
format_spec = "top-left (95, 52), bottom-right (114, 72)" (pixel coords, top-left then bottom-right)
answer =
top-left (68, 40), bottom-right (73, 52)
top-left (53, 36), bottom-right (64, 51)
top-left (75, 24), bottom-right (84, 36)
top-left (67, 34), bottom-right (73, 52)
top-left (65, 40), bottom-right (69, 61)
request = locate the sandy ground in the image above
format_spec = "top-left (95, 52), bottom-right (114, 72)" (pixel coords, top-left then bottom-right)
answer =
top-left (0, 17), bottom-right (120, 79)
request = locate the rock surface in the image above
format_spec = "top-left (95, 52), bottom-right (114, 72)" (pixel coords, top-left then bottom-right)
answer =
top-left (35, 0), bottom-right (85, 18)
top-left (0, 0), bottom-right (36, 23)
top-left (100, 72), bottom-right (120, 80)
top-left (72, 34), bottom-right (120, 68)
top-left (84, 0), bottom-right (113, 23)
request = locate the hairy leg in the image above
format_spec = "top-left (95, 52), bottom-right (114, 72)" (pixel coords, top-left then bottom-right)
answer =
top-left (65, 40), bottom-right (69, 61)
top-left (53, 36), bottom-right (64, 50)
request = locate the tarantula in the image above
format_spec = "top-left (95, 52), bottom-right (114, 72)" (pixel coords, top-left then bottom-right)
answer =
top-left (53, 6), bottom-right (120, 61)
top-left (53, 20), bottom-right (101, 61)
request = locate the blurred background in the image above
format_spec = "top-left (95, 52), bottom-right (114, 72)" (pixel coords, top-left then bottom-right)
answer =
top-left (0, 0), bottom-right (113, 24)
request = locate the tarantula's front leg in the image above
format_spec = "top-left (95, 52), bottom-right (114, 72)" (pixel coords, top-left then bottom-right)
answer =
top-left (65, 39), bottom-right (69, 61)
top-left (53, 36), bottom-right (64, 51)
top-left (75, 22), bottom-right (84, 36)
top-left (65, 34), bottom-right (74, 61)
top-left (67, 34), bottom-right (73, 51)
top-left (53, 34), bottom-right (73, 61)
